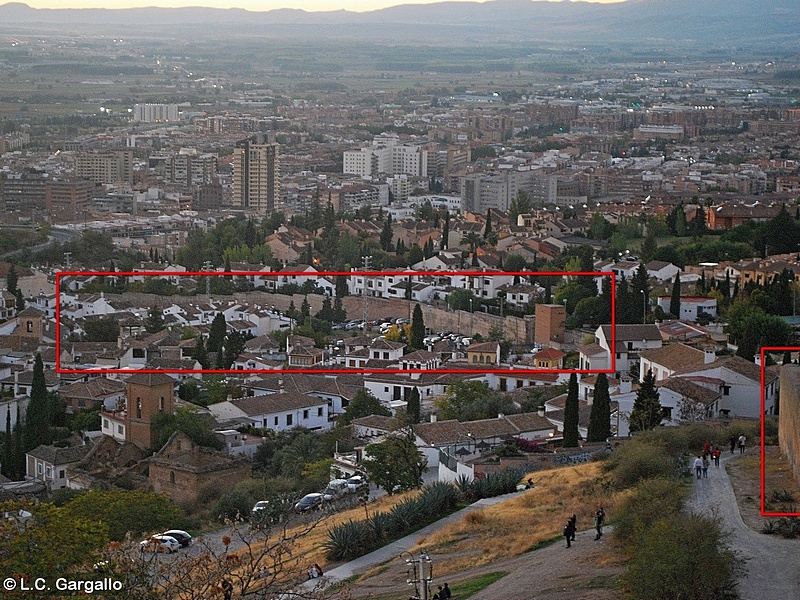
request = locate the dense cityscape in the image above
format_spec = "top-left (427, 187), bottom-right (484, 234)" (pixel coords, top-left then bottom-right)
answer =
top-left (0, 0), bottom-right (799, 598)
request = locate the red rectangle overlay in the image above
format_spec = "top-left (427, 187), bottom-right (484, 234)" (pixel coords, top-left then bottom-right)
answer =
top-left (56, 270), bottom-right (616, 376)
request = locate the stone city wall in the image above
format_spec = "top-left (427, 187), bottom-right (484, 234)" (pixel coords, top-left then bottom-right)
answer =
top-left (779, 364), bottom-right (800, 487)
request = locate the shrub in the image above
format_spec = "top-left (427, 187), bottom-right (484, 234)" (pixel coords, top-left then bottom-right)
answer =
top-left (621, 513), bottom-right (743, 600)
top-left (603, 438), bottom-right (680, 488)
top-left (464, 467), bottom-right (525, 502)
top-left (774, 516), bottom-right (800, 539)
top-left (324, 519), bottom-right (371, 561)
top-left (212, 490), bottom-right (252, 522)
top-left (613, 478), bottom-right (686, 547)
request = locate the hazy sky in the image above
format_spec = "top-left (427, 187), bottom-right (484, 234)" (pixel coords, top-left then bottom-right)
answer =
top-left (27, 0), bottom-right (623, 13)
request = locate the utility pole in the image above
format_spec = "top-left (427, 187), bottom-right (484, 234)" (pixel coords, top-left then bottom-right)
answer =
top-left (401, 550), bottom-right (433, 600)
top-left (63, 251), bottom-right (72, 270)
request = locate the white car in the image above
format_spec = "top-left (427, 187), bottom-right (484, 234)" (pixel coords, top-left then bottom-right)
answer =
top-left (346, 475), bottom-right (367, 492)
top-left (322, 479), bottom-right (349, 501)
top-left (140, 534), bottom-right (180, 554)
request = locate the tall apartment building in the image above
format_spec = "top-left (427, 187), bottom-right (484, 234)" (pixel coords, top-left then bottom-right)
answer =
top-left (45, 179), bottom-right (95, 221)
top-left (133, 103), bottom-right (179, 123)
top-left (343, 134), bottom-right (428, 178)
top-left (232, 133), bottom-right (280, 215)
top-left (461, 169), bottom-right (557, 213)
top-left (74, 150), bottom-right (134, 185)
top-left (166, 150), bottom-right (218, 187)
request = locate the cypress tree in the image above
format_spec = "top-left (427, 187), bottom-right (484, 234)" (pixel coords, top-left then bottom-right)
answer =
top-left (410, 303), bottom-right (425, 351)
top-left (563, 373), bottom-right (580, 447)
top-left (12, 410), bottom-right (23, 479)
top-left (587, 373), bottom-right (611, 442)
top-left (406, 388), bottom-right (421, 424)
top-left (207, 313), bottom-right (227, 354)
top-left (484, 209), bottom-right (492, 239)
top-left (669, 275), bottom-right (681, 317)
top-left (192, 336), bottom-right (209, 369)
top-left (3, 406), bottom-right (11, 479)
top-left (24, 353), bottom-right (49, 450)
top-left (441, 211), bottom-right (449, 250)
top-left (630, 369), bottom-right (663, 433)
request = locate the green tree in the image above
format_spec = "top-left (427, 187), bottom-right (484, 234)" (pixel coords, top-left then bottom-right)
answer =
top-left (447, 288), bottom-right (477, 312)
top-left (207, 312), bottom-right (227, 353)
top-left (151, 406), bottom-right (225, 451)
top-left (0, 501), bottom-right (109, 580)
top-left (24, 353), bottom-right (49, 450)
top-left (338, 389), bottom-right (391, 426)
top-left (587, 373), bottom-right (611, 442)
top-left (6, 263), bottom-right (18, 295)
top-left (410, 303), bottom-right (425, 350)
top-left (629, 369), bottom-right (663, 433)
top-left (484, 209), bottom-right (493, 239)
top-left (82, 316), bottom-right (119, 342)
top-left (380, 214), bottom-right (394, 252)
top-left (441, 211), bottom-right (450, 249)
top-left (361, 432), bottom-right (427, 495)
top-left (406, 387), bottom-right (421, 424)
top-left (191, 335), bottom-right (210, 369)
top-left (178, 379), bottom-right (202, 404)
top-left (436, 380), bottom-right (517, 421)
top-left (61, 489), bottom-right (185, 542)
top-left (563, 373), bottom-right (580, 447)
top-left (669, 274), bottom-right (681, 317)
top-left (145, 304), bottom-right (165, 333)
top-left (508, 190), bottom-right (531, 225)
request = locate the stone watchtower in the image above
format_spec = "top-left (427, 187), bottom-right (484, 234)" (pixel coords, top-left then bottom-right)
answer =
top-left (124, 373), bottom-right (175, 450)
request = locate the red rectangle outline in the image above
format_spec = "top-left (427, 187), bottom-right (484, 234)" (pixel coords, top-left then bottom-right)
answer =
top-left (760, 345), bottom-right (799, 517)
top-left (56, 270), bottom-right (616, 376)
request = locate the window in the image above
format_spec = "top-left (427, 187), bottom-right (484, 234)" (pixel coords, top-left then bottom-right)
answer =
top-left (472, 355), bottom-right (478, 363)
top-left (103, 418), bottom-right (109, 429)
top-left (722, 385), bottom-right (730, 396)
top-left (384, 387), bottom-right (389, 392)
top-left (59, 470), bottom-right (65, 478)
top-left (118, 425), bottom-right (123, 435)
top-left (37, 463), bottom-right (43, 475)
top-left (317, 407), bottom-right (323, 417)
top-left (499, 378), bottom-right (507, 392)
top-left (303, 409), bottom-right (309, 419)
top-left (383, 352), bottom-right (389, 360)
top-left (286, 414), bottom-right (293, 426)
top-left (46, 466), bottom-right (52, 478)
top-left (274, 416), bottom-right (279, 426)
top-left (26, 320), bottom-right (34, 333)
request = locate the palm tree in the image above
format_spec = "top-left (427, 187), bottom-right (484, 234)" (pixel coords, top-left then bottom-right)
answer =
top-left (461, 231), bottom-right (483, 254)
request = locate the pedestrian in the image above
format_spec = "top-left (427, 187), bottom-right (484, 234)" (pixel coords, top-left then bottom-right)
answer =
top-left (729, 434), bottom-right (737, 454)
top-left (569, 513), bottom-right (577, 541)
top-left (703, 441), bottom-right (711, 457)
top-left (564, 518), bottom-right (575, 548)
top-left (702, 455), bottom-right (710, 478)
top-left (594, 507), bottom-right (605, 540)
top-left (694, 455), bottom-right (703, 479)
top-left (738, 434), bottom-right (746, 454)
top-left (221, 579), bottom-right (233, 600)
top-left (712, 446), bottom-right (721, 467)
top-left (314, 563), bottom-right (324, 576)
top-left (442, 583), bottom-right (452, 599)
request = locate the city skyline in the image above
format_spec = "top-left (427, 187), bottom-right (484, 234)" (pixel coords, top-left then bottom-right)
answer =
top-left (14, 0), bottom-right (624, 14)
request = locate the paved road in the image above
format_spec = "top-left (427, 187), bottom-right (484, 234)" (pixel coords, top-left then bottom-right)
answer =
top-left (687, 452), bottom-right (800, 600)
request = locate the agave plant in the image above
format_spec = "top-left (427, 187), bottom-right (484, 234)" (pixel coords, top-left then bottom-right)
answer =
top-left (324, 519), bottom-right (372, 561)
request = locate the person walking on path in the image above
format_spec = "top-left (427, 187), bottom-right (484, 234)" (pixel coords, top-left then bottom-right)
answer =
top-left (729, 434), bottom-right (737, 454)
top-left (712, 446), bottom-right (721, 467)
top-left (702, 455), bottom-right (710, 478)
top-left (594, 507), bottom-right (605, 540)
top-left (569, 514), bottom-right (577, 542)
top-left (738, 434), bottom-right (747, 454)
top-left (694, 455), bottom-right (703, 479)
top-left (564, 518), bottom-right (575, 548)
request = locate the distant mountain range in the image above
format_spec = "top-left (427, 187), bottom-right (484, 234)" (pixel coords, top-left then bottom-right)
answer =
top-left (0, 0), bottom-right (797, 47)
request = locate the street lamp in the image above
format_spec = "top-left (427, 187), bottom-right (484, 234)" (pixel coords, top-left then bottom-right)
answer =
top-left (400, 550), bottom-right (433, 600)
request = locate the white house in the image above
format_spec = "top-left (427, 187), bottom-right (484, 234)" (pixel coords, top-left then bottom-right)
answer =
top-left (656, 296), bottom-right (717, 322)
top-left (645, 260), bottom-right (681, 282)
top-left (594, 324), bottom-right (662, 379)
top-left (207, 392), bottom-right (330, 432)
top-left (26, 444), bottom-right (91, 490)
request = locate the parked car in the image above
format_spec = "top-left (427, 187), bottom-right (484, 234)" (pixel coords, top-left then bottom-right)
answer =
top-left (162, 529), bottom-right (192, 548)
top-left (294, 492), bottom-right (324, 513)
top-left (321, 479), bottom-right (349, 501)
top-left (345, 475), bottom-right (368, 493)
top-left (139, 534), bottom-right (180, 554)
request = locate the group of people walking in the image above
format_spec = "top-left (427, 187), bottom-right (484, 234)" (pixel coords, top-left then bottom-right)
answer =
top-left (694, 434), bottom-right (747, 480)
top-left (563, 507), bottom-right (605, 547)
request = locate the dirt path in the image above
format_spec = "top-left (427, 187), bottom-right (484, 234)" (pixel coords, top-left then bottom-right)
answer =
top-left (688, 451), bottom-right (800, 600)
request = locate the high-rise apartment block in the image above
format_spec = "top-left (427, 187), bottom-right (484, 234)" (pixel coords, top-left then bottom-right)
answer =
top-left (343, 133), bottom-right (428, 178)
top-left (133, 103), bottom-right (179, 123)
top-left (232, 133), bottom-right (280, 215)
top-left (75, 150), bottom-right (134, 185)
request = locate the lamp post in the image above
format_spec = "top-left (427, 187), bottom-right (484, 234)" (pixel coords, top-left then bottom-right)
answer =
top-left (401, 550), bottom-right (433, 600)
